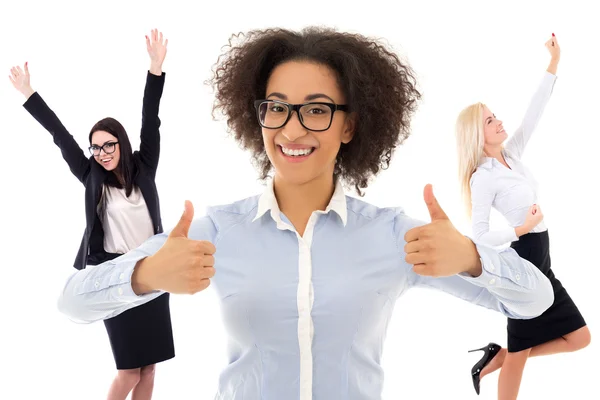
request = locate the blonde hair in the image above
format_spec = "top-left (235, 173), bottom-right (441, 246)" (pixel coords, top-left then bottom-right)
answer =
top-left (455, 102), bottom-right (487, 218)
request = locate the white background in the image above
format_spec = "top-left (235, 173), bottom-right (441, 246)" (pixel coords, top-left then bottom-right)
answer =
top-left (1, 0), bottom-right (598, 399)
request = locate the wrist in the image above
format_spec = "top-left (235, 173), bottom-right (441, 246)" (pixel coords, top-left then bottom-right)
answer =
top-left (547, 59), bottom-right (559, 75)
top-left (131, 257), bottom-right (156, 295)
top-left (515, 224), bottom-right (530, 237)
top-left (22, 87), bottom-right (35, 99)
top-left (463, 238), bottom-right (483, 277)
top-left (149, 64), bottom-right (162, 76)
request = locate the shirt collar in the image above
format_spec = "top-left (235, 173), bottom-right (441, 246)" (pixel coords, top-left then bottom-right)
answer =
top-left (478, 148), bottom-right (510, 171)
top-left (478, 157), bottom-right (494, 170)
top-left (252, 178), bottom-right (348, 227)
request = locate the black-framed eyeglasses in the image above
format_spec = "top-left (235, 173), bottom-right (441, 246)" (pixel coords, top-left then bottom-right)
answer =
top-left (254, 100), bottom-right (349, 132)
top-left (89, 141), bottom-right (119, 156)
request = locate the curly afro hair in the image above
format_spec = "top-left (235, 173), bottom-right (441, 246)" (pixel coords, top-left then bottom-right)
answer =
top-left (209, 26), bottom-right (421, 195)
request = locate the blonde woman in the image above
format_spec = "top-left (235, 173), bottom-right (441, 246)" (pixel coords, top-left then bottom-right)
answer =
top-left (455, 34), bottom-right (590, 399)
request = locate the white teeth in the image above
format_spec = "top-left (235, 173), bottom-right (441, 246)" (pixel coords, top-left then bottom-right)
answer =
top-left (281, 147), bottom-right (313, 156)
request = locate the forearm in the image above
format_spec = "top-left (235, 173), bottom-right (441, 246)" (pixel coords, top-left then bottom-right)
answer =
top-left (460, 244), bottom-right (554, 318)
top-left (22, 93), bottom-right (90, 182)
top-left (57, 262), bottom-right (162, 323)
top-left (473, 226), bottom-right (519, 247)
top-left (514, 224), bottom-right (532, 238)
top-left (138, 71), bottom-right (165, 168)
top-left (57, 234), bottom-right (167, 323)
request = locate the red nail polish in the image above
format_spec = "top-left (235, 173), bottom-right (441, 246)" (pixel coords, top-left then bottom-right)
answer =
top-left (552, 33), bottom-right (555, 37)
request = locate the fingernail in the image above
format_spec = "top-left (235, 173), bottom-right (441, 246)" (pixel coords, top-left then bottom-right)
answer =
top-left (552, 33), bottom-right (555, 37)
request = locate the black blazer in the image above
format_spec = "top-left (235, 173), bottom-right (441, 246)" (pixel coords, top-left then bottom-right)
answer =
top-left (23, 71), bottom-right (166, 270)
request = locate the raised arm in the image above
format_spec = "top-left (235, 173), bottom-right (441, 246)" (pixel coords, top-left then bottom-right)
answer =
top-left (399, 185), bottom-right (553, 319)
top-left (57, 201), bottom-right (217, 323)
top-left (470, 170), bottom-right (544, 246)
top-left (10, 63), bottom-right (90, 183)
top-left (504, 34), bottom-right (560, 159)
top-left (138, 29), bottom-right (169, 171)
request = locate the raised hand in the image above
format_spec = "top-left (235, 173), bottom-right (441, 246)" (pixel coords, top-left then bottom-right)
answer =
top-left (146, 28), bottom-right (168, 75)
top-left (545, 33), bottom-right (560, 62)
top-left (8, 62), bottom-right (35, 99)
top-left (404, 184), bottom-right (482, 277)
top-left (132, 200), bottom-right (216, 295)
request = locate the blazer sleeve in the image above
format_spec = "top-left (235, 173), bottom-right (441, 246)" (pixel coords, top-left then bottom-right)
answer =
top-left (137, 71), bottom-right (166, 173)
top-left (23, 92), bottom-right (91, 184)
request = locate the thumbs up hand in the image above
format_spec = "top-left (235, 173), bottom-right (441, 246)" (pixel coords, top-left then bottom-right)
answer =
top-left (404, 184), bottom-right (482, 278)
top-left (132, 200), bottom-right (216, 295)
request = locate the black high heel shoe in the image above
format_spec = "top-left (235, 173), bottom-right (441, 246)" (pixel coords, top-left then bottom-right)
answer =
top-left (468, 342), bottom-right (501, 395)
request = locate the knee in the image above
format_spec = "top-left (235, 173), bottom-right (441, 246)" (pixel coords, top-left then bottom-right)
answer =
top-left (504, 348), bottom-right (531, 364)
top-left (567, 327), bottom-right (591, 351)
top-left (139, 364), bottom-right (156, 382)
top-left (117, 368), bottom-right (141, 387)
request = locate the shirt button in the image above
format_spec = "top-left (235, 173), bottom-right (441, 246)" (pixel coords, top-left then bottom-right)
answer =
top-left (94, 281), bottom-right (100, 288)
top-left (119, 273), bottom-right (125, 280)
top-left (118, 288), bottom-right (123, 296)
top-left (489, 265), bottom-right (495, 272)
top-left (489, 278), bottom-right (496, 285)
top-left (516, 274), bottom-right (521, 281)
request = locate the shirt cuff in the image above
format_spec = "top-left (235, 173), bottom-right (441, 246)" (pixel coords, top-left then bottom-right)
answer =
top-left (458, 243), bottom-right (504, 287)
top-left (147, 70), bottom-right (166, 80)
top-left (542, 71), bottom-right (557, 90)
top-left (22, 91), bottom-right (41, 109)
top-left (74, 259), bottom-right (159, 302)
top-left (505, 227), bottom-right (519, 244)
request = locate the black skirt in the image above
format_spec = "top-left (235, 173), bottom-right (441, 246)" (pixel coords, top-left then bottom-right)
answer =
top-left (507, 231), bottom-right (586, 353)
top-left (97, 253), bottom-right (175, 370)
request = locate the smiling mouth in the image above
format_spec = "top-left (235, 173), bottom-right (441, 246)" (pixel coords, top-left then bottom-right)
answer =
top-left (279, 145), bottom-right (316, 157)
top-left (497, 129), bottom-right (506, 134)
top-left (101, 158), bottom-right (113, 165)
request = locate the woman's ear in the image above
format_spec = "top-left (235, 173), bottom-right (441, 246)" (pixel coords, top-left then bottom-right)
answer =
top-left (341, 112), bottom-right (357, 144)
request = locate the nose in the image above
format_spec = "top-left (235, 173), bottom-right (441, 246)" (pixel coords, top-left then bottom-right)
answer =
top-left (281, 111), bottom-right (308, 142)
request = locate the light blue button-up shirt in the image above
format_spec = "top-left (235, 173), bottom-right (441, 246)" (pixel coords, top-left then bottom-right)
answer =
top-left (58, 180), bottom-right (553, 399)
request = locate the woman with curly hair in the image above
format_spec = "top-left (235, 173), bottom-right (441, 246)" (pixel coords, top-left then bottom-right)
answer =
top-left (456, 34), bottom-right (589, 399)
top-left (57, 27), bottom-right (553, 399)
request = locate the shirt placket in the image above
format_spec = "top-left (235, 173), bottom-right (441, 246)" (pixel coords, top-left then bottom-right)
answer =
top-left (296, 213), bottom-right (318, 400)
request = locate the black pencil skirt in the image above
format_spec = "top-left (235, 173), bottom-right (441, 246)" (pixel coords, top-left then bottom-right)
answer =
top-left (507, 230), bottom-right (586, 353)
top-left (103, 292), bottom-right (175, 369)
top-left (98, 253), bottom-right (175, 370)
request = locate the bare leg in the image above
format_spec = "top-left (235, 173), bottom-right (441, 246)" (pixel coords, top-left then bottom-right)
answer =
top-left (480, 326), bottom-right (591, 379)
top-left (529, 326), bottom-right (591, 356)
top-left (131, 364), bottom-right (156, 400)
top-left (107, 368), bottom-right (141, 400)
top-left (497, 348), bottom-right (531, 400)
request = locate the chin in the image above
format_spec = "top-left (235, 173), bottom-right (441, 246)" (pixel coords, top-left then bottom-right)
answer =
top-left (273, 168), bottom-right (317, 186)
top-left (100, 162), bottom-right (117, 171)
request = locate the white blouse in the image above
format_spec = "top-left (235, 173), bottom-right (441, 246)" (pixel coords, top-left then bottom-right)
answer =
top-left (470, 71), bottom-right (557, 247)
top-left (100, 185), bottom-right (155, 254)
